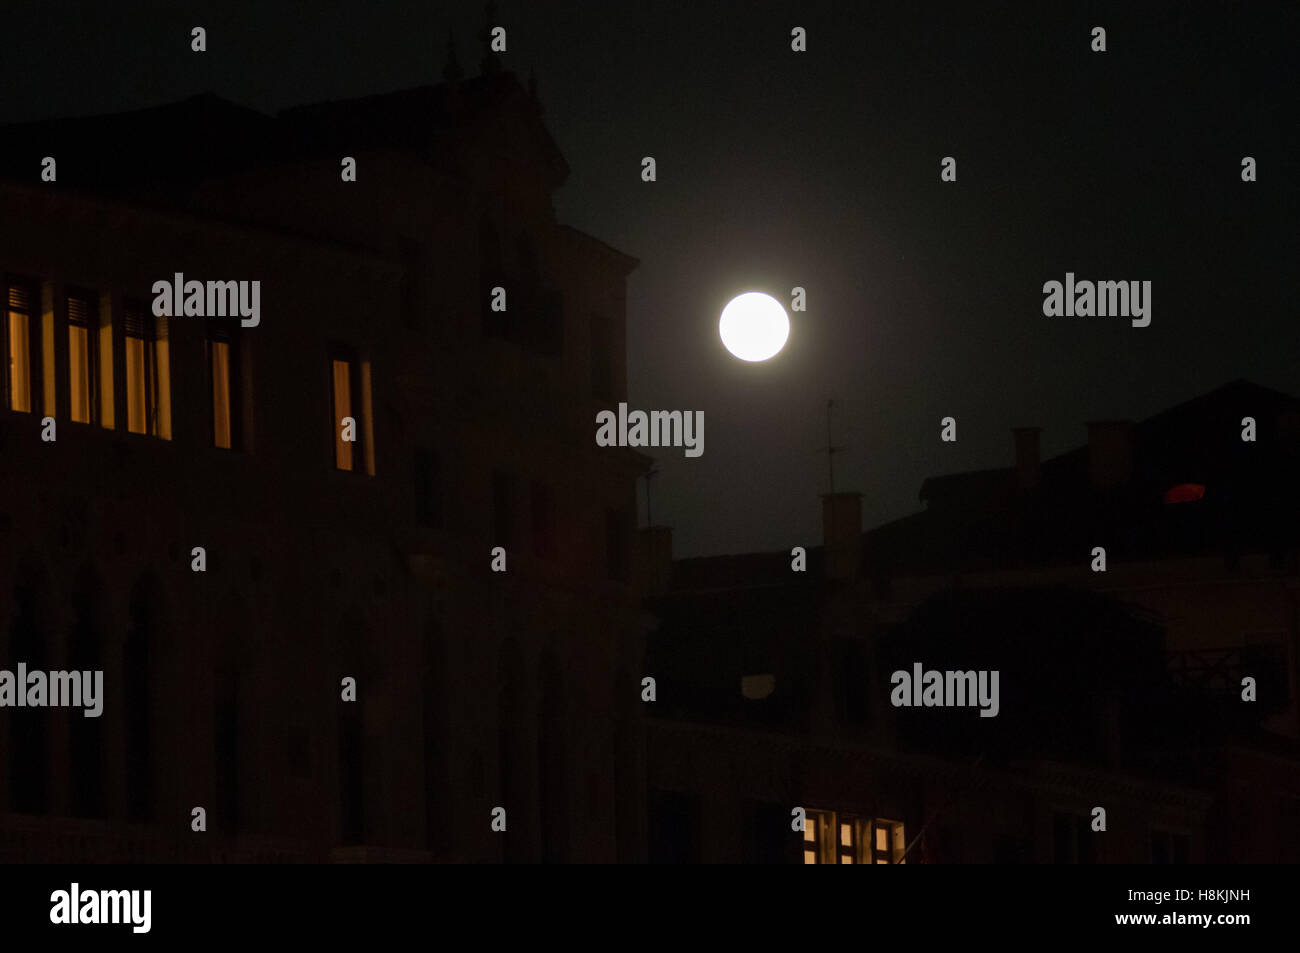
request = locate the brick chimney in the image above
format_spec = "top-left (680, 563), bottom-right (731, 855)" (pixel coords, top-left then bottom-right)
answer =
top-left (1087, 421), bottom-right (1134, 489)
top-left (822, 492), bottom-right (862, 581)
top-left (1013, 427), bottom-right (1041, 489)
top-left (640, 525), bottom-right (674, 596)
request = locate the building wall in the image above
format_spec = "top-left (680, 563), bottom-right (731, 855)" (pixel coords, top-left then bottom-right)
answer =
top-left (0, 118), bottom-right (648, 863)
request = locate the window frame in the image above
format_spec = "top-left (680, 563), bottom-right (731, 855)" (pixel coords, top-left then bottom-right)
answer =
top-left (206, 319), bottom-right (241, 450)
top-left (328, 343), bottom-right (364, 472)
top-left (65, 287), bottom-right (100, 425)
top-left (122, 297), bottom-right (166, 437)
top-left (4, 277), bottom-right (38, 414)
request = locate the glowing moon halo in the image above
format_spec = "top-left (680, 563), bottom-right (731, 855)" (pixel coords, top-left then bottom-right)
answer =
top-left (719, 291), bottom-right (790, 362)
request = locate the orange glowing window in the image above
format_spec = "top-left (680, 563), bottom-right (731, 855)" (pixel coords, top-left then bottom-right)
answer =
top-left (803, 812), bottom-right (821, 864)
top-left (6, 283), bottom-right (34, 413)
top-left (67, 293), bottom-right (95, 424)
top-left (331, 358), bottom-right (354, 470)
top-left (804, 811), bottom-right (904, 864)
top-left (123, 301), bottom-right (170, 439)
top-left (210, 338), bottom-right (232, 449)
top-left (1163, 483), bottom-right (1206, 504)
top-left (838, 819), bottom-right (857, 864)
top-left (872, 818), bottom-right (906, 864)
top-left (328, 346), bottom-right (374, 475)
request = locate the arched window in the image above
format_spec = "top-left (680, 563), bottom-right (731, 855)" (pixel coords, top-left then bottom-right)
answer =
top-left (497, 637), bottom-right (527, 862)
top-left (338, 607), bottom-right (365, 845)
top-left (422, 616), bottom-right (448, 852)
top-left (68, 563), bottom-right (106, 818)
top-left (538, 644), bottom-right (569, 862)
top-left (124, 576), bottom-right (158, 822)
top-left (8, 561), bottom-right (50, 814)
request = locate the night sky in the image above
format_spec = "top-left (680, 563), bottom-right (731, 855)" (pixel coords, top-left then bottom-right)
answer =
top-left (2, 1), bottom-right (1295, 556)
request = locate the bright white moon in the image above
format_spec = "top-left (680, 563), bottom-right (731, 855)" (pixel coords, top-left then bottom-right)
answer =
top-left (719, 292), bottom-right (790, 362)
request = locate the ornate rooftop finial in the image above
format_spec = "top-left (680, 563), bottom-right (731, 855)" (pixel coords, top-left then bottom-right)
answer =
top-left (478, 1), bottom-right (501, 76)
top-left (442, 29), bottom-right (464, 83)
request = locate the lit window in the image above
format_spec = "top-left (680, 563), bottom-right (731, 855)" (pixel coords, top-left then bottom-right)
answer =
top-left (803, 812), bottom-right (821, 864)
top-left (332, 358), bottom-right (353, 469)
top-left (208, 324), bottom-right (239, 450)
top-left (123, 300), bottom-right (170, 438)
top-left (67, 292), bottom-right (96, 424)
top-left (330, 346), bottom-right (372, 474)
top-left (838, 819), bottom-right (857, 864)
top-left (6, 283), bottom-right (34, 413)
top-left (804, 811), bottom-right (905, 865)
top-left (871, 819), bottom-right (907, 864)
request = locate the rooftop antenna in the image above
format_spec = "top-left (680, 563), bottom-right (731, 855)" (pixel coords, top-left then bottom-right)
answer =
top-left (478, 1), bottom-right (501, 75)
top-left (442, 29), bottom-right (464, 83)
top-left (823, 398), bottom-right (843, 495)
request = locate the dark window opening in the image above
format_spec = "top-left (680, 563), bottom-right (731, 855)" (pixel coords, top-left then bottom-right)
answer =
top-left (531, 480), bottom-right (554, 558)
top-left (414, 447), bottom-right (442, 528)
top-left (492, 471), bottom-right (517, 549)
top-left (605, 507), bottom-right (630, 581)
top-left (207, 321), bottom-right (242, 450)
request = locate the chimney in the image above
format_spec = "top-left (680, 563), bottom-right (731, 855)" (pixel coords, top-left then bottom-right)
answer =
top-left (640, 526), bottom-right (674, 597)
top-left (1012, 427), bottom-right (1041, 489)
top-left (1087, 421), bottom-right (1134, 489)
top-left (822, 492), bottom-right (862, 581)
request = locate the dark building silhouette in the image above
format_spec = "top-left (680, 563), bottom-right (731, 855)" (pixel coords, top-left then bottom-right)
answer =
top-left (0, 61), bottom-right (650, 861)
top-left (644, 380), bottom-right (1300, 862)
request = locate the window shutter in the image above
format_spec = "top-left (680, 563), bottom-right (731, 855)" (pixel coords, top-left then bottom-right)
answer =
top-left (8, 284), bottom-right (33, 313)
top-left (67, 294), bottom-right (91, 327)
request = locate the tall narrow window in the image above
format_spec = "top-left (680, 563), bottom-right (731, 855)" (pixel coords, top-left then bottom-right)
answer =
top-left (838, 818), bottom-right (858, 864)
top-left (67, 291), bottom-right (96, 424)
top-left (1053, 811), bottom-right (1095, 864)
top-left (492, 471), bottom-right (517, 548)
top-left (330, 346), bottom-right (367, 472)
top-left (480, 214), bottom-right (505, 338)
top-left (215, 667), bottom-right (241, 834)
top-left (803, 811), bottom-right (822, 864)
top-left (332, 359), bottom-right (352, 469)
top-left (68, 567), bottom-right (106, 818)
top-left (9, 573), bottom-right (50, 814)
top-left (6, 282), bottom-right (35, 413)
top-left (538, 647), bottom-right (569, 862)
top-left (124, 584), bottom-right (155, 822)
top-left (207, 323), bottom-right (239, 450)
top-left (413, 447), bottom-right (441, 528)
top-left (531, 480), bottom-right (554, 558)
top-left (871, 819), bottom-right (906, 864)
top-left (605, 507), bottom-right (630, 581)
top-left (123, 300), bottom-right (170, 438)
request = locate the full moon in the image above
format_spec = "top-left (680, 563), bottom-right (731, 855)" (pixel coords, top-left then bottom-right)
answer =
top-left (719, 292), bottom-right (790, 362)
